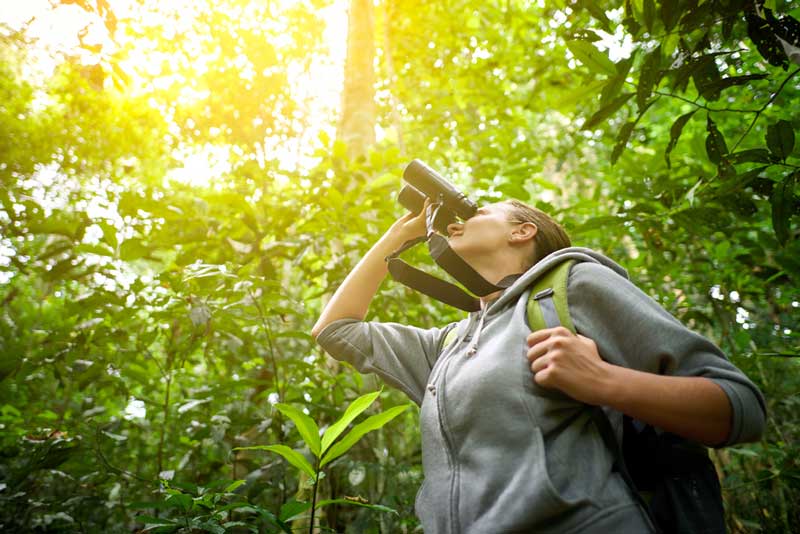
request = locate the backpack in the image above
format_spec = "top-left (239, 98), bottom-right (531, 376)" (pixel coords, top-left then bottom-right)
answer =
top-left (527, 259), bottom-right (727, 534)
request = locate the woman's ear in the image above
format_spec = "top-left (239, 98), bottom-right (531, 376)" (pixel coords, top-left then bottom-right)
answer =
top-left (511, 222), bottom-right (538, 243)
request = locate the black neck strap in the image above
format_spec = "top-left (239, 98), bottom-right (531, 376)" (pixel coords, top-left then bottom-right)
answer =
top-left (385, 203), bottom-right (522, 311)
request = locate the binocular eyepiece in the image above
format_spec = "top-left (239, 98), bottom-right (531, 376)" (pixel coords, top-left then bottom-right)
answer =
top-left (398, 160), bottom-right (478, 235)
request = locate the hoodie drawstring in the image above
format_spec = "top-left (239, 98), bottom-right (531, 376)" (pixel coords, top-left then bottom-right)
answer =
top-left (466, 310), bottom-right (486, 357)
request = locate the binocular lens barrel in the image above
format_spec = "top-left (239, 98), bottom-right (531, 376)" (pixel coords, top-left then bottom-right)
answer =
top-left (402, 160), bottom-right (478, 220)
top-left (397, 184), bottom-right (426, 214)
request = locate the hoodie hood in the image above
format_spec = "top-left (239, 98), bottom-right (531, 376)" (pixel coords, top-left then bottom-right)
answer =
top-left (485, 247), bottom-right (629, 315)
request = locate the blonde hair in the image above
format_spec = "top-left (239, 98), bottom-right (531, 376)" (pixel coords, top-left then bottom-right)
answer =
top-left (503, 199), bottom-right (571, 267)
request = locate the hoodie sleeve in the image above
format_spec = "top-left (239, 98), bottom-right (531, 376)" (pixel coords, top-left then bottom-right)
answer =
top-left (568, 262), bottom-right (766, 446)
top-left (315, 318), bottom-right (455, 405)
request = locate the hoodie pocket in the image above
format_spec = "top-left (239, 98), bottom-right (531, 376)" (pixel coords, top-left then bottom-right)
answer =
top-left (517, 393), bottom-right (587, 511)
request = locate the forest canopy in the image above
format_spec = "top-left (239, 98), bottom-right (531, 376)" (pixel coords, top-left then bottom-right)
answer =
top-left (0, 0), bottom-right (798, 532)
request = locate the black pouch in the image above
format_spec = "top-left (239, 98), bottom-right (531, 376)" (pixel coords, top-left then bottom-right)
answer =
top-left (623, 417), bottom-right (726, 534)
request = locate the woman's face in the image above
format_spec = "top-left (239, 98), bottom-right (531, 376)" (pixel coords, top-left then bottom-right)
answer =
top-left (445, 202), bottom-right (516, 259)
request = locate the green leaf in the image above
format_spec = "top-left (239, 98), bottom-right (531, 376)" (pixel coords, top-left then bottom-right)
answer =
top-left (728, 149), bottom-right (778, 165)
top-left (660, 0), bottom-right (680, 31)
top-left (665, 109), bottom-right (697, 168)
top-left (165, 493), bottom-right (193, 512)
top-left (235, 445), bottom-right (316, 481)
top-left (194, 521), bottom-right (225, 534)
top-left (700, 74), bottom-right (769, 95)
top-left (135, 515), bottom-right (176, 525)
top-left (766, 120), bottom-right (795, 161)
top-left (223, 480), bottom-right (247, 493)
top-left (320, 404), bottom-right (410, 467)
top-left (746, 11), bottom-right (790, 69)
top-left (119, 239), bottom-right (150, 261)
top-left (636, 46), bottom-right (662, 111)
top-left (692, 56), bottom-right (723, 101)
top-left (315, 498), bottom-right (399, 515)
top-left (572, 215), bottom-right (625, 235)
top-left (320, 389), bottom-right (381, 454)
top-left (74, 243), bottom-right (115, 257)
top-left (566, 41), bottom-right (616, 76)
top-left (279, 499), bottom-right (312, 522)
top-left (599, 54), bottom-right (635, 106)
top-left (98, 221), bottom-right (118, 248)
top-left (705, 115), bottom-right (728, 165)
top-left (365, 172), bottom-right (400, 191)
top-left (642, 0), bottom-right (656, 31)
top-left (771, 170), bottom-right (798, 246)
top-left (554, 79), bottom-right (606, 111)
top-left (575, 0), bottom-right (612, 31)
top-left (582, 93), bottom-right (634, 131)
top-left (274, 403), bottom-right (321, 457)
top-left (611, 122), bottom-right (636, 164)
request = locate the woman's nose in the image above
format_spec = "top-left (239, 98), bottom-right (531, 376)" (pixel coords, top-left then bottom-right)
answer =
top-left (446, 222), bottom-right (463, 236)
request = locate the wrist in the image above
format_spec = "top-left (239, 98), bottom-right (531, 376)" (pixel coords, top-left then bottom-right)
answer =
top-left (378, 230), bottom-right (418, 253)
top-left (594, 361), bottom-right (625, 407)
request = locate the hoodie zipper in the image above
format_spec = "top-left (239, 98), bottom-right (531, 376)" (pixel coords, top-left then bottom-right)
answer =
top-left (436, 356), bottom-right (460, 533)
top-left (428, 309), bottom-right (488, 533)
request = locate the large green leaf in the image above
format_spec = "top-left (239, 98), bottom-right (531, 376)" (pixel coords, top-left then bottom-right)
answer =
top-left (320, 404), bottom-right (411, 467)
top-left (119, 239), bottom-right (150, 261)
top-left (566, 40), bottom-right (616, 76)
top-left (771, 170), bottom-right (798, 246)
top-left (636, 46), bottom-right (662, 111)
top-left (274, 403), bottom-right (321, 457)
top-left (234, 445), bottom-right (316, 481)
top-left (664, 109), bottom-right (698, 168)
top-left (554, 79), bottom-right (606, 111)
top-left (582, 93), bottom-right (634, 131)
top-left (705, 115), bottom-right (728, 165)
top-left (315, 497), bottom-right (399, 515)
top-left (320, 389), bottom-right (381, 454)
top-left (611, 122), bottom-right (636, 164)
top-left (278, 498), bottom-right (312, 522)
top-left (766, 119), bottom-right (795, 161)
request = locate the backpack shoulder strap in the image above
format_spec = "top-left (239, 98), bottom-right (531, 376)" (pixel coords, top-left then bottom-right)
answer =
top-left (526, 259), bottom-right (576, 333)
top-left (442, 325), bottom-right (459, 349)
top-left (526, 259), bottom-right (662, 532)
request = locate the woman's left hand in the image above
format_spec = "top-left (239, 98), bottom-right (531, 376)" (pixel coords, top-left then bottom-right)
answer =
top-left (526, 327), bottom-right (612, 406)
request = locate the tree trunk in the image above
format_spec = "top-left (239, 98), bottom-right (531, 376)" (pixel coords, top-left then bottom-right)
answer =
top-left (337, 0), bottom-right (376, 158)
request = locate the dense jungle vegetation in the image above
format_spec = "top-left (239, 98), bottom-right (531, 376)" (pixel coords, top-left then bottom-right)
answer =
top-left (0, 0), bottom-right (798, 532)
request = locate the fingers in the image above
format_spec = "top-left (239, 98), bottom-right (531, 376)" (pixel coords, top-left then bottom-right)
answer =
top-left (526, 327), bottom-right (572, 353)
top-left (415, 198), bottom-right (432, 219)
top-left (526, 326), bottom-right (573, 374)
top-left (530, 353), bottom-right (549, 374)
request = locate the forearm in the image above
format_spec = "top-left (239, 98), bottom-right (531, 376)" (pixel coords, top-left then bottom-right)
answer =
top-left (599, 364), bottom-right (732, 446)
top-left (311, 234), bottom-right (404, 338)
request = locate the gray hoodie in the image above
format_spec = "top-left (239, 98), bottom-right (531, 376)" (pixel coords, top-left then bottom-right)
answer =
top-left (316, 247), bottom-right (766, 533)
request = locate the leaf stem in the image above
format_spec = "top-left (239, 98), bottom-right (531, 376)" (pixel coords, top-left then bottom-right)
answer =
top-left (249, 287), bottom-right (285, 403)
top-left (731, 67), bottom-right (800, 152)
top-left (309, 458), bottom-right (321, 534)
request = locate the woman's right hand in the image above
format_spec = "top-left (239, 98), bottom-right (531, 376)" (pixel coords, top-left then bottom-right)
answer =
top-left (385, 198), bottom-right (432, 245)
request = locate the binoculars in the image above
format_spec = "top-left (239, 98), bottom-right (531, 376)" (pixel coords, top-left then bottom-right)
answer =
top-left (398, 160), bottom-right (478, 235)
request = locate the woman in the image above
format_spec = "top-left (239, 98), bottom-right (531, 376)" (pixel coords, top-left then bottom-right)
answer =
top-left (311, 199), bottom-right (766, 533)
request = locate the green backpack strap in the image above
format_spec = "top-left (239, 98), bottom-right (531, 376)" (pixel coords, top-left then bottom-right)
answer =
top-left (442, 325), bottom-right (459, 349)
top-left (525, 259), bottom-right (664, 532)
top-left (526, 260), bottom-right (576, 333)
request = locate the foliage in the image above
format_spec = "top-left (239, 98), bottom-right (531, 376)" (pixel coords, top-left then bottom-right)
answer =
top-left (235, 390), bottom-right (410, 532)
top-left (0, 0), bottom-right (798, 532)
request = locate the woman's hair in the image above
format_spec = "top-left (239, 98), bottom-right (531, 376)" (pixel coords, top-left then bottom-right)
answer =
top-left (503, 199), bottom-right (571, 268)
